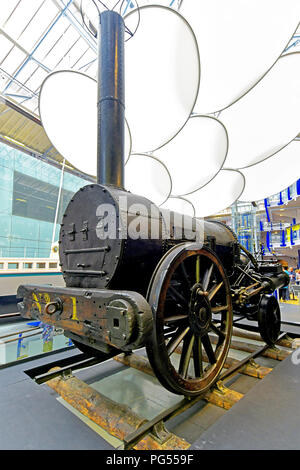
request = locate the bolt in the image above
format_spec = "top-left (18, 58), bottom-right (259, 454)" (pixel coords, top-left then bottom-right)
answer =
top-left (45, 302), bottom-right (58, 315)
top-left (197, 289), bottom-right (208, 297)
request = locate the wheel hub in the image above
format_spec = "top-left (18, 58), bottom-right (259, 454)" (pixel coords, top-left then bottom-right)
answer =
top-left (189, 284), bottom-right (212, 336)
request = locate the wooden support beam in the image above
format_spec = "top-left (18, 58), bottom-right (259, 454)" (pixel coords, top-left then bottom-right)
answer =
top-left (219, 355), bottom-right (272, 379)
top-left (114, 353), bottom-right (154, 376)
top-left (232, 327), bottom-right (297, 349)
top-left (209, 336), bottom-right (291, 361)
top-left (46, 367), bottom-right (189, 450)
top-left (203, 382), bottom-right (243, 410)
top-left (173, 345), bottom-right (272, 380)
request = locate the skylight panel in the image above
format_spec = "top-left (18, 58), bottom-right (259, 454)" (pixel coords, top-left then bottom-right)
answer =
top-left (15, 61), bottom-right (39, 86)
top-left (63, 37), bottom-right (89, 69)
top-left (75, 48), bottom-right (97, 73)
top-left (0, 34), bottom-right (14, 63)
top-left (33, 15), bottom-right (70, 64)
top-left (0, 46), bottom-right (26, 75)
top-left (26, 66), bottom-right (48, 93)
top-left (18, 1), bottom-right (59, 52)
top-left (44, 26), bottom-right (81, 70)
top-left (4, 0), bottom-right (44, 41)
top-left (0, 0), bottom-right (20, 28)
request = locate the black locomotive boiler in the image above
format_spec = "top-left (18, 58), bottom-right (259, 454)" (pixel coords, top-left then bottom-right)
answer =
top-left (17, 10), bottom-right (289, 397)
top-left (17, 182), bottom-right (289, 396)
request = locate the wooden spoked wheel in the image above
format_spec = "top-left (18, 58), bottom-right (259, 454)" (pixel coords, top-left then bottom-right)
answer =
top-left (146, 243), bottom-right (233, 396)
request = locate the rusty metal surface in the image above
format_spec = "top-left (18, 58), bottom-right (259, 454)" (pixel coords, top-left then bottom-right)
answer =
top-left (209, 334), bottom-right (291, 361)
top-left (46, 367), bottom-right (189, 450)
top-left (115, 353), bottom-right (154, 376)
top-left (203, 383), bottom-right (243, 410)
top-left (17, 284), bottom-right (152, 352)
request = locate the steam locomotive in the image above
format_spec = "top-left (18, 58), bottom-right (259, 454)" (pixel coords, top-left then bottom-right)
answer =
top-left (17, 10), bottom-right (289, 397)
top-left (17, 182), bottom-right (289, 396)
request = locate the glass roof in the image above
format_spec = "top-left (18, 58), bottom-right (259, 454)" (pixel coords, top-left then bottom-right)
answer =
top-left (0, 0), bottom-right (180, 115)
top-left (0, 0), bottom-right (298, 118)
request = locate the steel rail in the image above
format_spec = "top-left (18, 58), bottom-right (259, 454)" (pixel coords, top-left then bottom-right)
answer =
top-left (26, 330), bottom-right (291, 450)
top-left (33, 350), bottom-right (119, 384)
top-left (219, 331), bottom-right (287, 382)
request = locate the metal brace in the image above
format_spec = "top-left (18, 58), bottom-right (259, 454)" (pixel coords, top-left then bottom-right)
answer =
top-left (80, 220), bottom-right (89, 241)
top-left (68, 223), bottom-right (76, 241)
top-left (214, 380), bottom-right (227, 395)
top-left (149, 421), bottom-right (172, 445)
top-left (267, 345), bottom-right (280, 352)
top-left (249, 358), bottom-right (260, 369)
top-left (60, 369), bottom-right (73, 381)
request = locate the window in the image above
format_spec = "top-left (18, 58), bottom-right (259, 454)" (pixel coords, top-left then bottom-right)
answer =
top-left (23, 262), bottom-right (33, 269)
top-left (49, 262), bottom-right (57, 269)
top-left (13, 171), bottom-right (74, 223)
top-left (0, 263), bottom-right (4, 269)
top-left (8, 263), bottom-right (19, 269)
top-left (36, 262), bottom-right (45, 269)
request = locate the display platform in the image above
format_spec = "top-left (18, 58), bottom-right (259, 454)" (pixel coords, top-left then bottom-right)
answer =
top-left (191, 352), bottom-right (300, 450)
top-left (0, 319), bottom-right (299, 450)
top-left (0, 348), bottom-right (123, 450)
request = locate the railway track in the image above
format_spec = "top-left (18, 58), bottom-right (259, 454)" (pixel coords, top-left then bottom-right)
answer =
top-left (23, 326), bottom-right (300, 451)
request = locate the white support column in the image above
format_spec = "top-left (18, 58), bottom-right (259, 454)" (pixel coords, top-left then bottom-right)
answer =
top-left (51, 158), bottom-right (65, 247)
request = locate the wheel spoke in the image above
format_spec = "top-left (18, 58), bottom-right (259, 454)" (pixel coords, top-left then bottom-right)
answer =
top-left (178, 333), bottom-right (194, 378)
top-left (196, 255), bottom-right (200, 283)
top-left (193, 335), bottom-right (203, 378)
top-left (179, 261), bottom-right (192, 293)
top-left (203, 263), bottom-right (214, 291)
top-left (167, 325), bottom-right (190, 356)
top-left (164, 314), bottom-right (188, 324)
top-left (208, 281), bottom-right (223, 301)
top-left (202, 334), bottom-right (216, 364)
top-left (211, 305), bottom-right (228, 313)
top-left (210, 322), bottom-right (225, 341)
top-left (168, 285), bottom-right (189, 308)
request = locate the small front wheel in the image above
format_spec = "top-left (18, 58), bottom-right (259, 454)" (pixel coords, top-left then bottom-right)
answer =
top-left (258, 295), bottom-right (281, 345)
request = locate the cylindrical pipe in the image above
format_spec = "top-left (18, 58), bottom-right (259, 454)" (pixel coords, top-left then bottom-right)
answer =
top-left (97, 10), bottom-right (125, 188)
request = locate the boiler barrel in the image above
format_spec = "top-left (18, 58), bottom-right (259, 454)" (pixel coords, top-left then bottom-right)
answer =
top-left (59, 184), bottom-right (237, 296)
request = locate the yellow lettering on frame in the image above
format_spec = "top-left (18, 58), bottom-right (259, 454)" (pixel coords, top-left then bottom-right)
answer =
top-left (44, 293), bottom-right (51, 303)
top-left (71, 297), bottom-right (79, 321)
top-left (32, 293), bottom-right (41, 313)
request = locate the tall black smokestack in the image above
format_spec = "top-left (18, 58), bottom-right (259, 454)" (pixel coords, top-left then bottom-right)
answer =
top-left (97, 10), bottom-right (125, 188)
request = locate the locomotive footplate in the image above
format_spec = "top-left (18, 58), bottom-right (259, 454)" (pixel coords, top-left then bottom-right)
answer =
top-left (17, 284), bottom-right (153, 353)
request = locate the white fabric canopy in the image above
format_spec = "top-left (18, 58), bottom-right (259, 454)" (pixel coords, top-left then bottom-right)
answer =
top-left (180, 0), bottom-right (300, 113)
top-left (160, 196), bottom-right (195, 217)
top-left (124, 5), bottom-right (200, 152)
top-left (39, 70), bottom-right (132, 176)
top-left (221, 53), bottom-right (300, 169)
top-left (156, 115), bottom-right (228, 195)
top-left (125, 153), bottom-right (172, 205)
top-left (239, 141), bottom-right (300, 202)
top-left (185, 170), bottom-right (245, 217)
